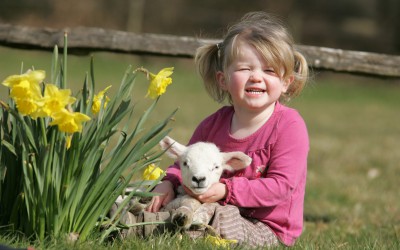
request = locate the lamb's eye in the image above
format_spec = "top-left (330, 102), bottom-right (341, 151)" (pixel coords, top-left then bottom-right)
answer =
top-left (214, 165), bottom-right (220, 170)
top-left (182, 161), bottom-right (188, 167)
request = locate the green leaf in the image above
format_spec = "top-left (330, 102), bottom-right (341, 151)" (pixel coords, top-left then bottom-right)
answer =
top-left (1, 139), bottom-right (16, 156)
top-left (51, 45), bottom-right (59, 84)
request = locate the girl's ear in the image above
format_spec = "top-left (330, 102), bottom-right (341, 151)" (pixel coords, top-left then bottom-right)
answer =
top-left (282, 75), bottom-right (294, 93)
top-left (216, 71), bottom-right (227, 90)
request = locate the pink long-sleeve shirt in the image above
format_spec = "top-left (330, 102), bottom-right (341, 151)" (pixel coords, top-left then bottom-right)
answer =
top-left (163, 102), bottom-right (309, 246)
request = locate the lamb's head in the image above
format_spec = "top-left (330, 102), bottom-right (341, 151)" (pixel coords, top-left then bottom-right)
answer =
top-left (160, 136), bottom-right (252, 195)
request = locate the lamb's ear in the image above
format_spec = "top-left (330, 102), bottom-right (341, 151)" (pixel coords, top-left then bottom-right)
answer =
top-left (159, 136), bottom-right (187, 159)
top-left (221, 151), bottom-right (252, 171)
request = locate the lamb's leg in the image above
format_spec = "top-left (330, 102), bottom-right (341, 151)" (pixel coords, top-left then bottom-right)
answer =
top-left (165, 195), bottom-right (202, 229)
top-left (113, 195), bottom-right (152, 216)
top-left (192, 202), bottom-right (218, 225)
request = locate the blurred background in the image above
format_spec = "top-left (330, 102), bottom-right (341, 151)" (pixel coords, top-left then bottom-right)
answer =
top-left (0, 1), bottom-right (399, 248)
top-left (0, 0), bottom-right (399, 54)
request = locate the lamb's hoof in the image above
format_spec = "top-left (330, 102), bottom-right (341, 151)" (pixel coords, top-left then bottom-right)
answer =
top-left (171, 211), bottom-right (192, 229)
top-left (128, 198), bottom-right (148, 215)
top-left (172, 213), bottom-right (188, 227)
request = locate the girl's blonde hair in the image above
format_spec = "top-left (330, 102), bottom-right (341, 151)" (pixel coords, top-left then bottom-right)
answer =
top-left (195, 12), bottom-right (309, 103)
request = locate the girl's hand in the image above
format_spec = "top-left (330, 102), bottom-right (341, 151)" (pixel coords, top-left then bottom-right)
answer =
top-left (183, 182), bottom-right (227, 203)
top-left (146, 180), bottom-right (175, 212)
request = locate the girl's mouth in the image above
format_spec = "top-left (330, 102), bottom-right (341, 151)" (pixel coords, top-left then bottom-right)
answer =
top-left (246, 88), bottom-right (265, 94)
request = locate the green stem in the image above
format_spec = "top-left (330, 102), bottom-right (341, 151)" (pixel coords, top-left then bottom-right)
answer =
top-left (40, 118), bottom-right (48, 146)
top-left (63, 32), bottom-right (68, 89)
top-left (39, 211), bottom-right (45, 241)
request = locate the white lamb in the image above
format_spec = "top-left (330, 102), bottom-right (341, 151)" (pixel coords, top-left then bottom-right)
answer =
top-left (158, 136), bottom-right (252, 229)
top-left (111, 136), bottom-right (251, 234)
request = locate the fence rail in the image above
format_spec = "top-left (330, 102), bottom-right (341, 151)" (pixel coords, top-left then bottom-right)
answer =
top-left (1, 23), bottom-right (399, 78)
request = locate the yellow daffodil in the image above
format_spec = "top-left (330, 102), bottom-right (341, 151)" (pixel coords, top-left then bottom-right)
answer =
top-left (14, 97), bottom-right (43, 117)
top-left (91, 85), bottom-right (112, 114)
top-left (2, 70), bottom-right (45, 89)
top-left (42, 84), bottom-right (76, 116)
top-left (12, 86), bottom-right (43, 117)
top-left (142, 164), bottom-right (165, 180)
top-left (8, 79), bottom-right (42, 101)
top-left (205, 235), bottom-right (238, 249)
top-left (146, 67), bottom-right (174, 99)
top-left (2, 70), bottom-right (46, 116)
top-left (49, 109), bottom-right (91, 134)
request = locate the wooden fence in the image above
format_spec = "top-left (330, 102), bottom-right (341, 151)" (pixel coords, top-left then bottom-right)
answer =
top-left (1, 23), bottom-right (399, 78)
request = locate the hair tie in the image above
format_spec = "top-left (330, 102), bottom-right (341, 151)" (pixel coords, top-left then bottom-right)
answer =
top-left (216, 42), bottom-right (223, 60)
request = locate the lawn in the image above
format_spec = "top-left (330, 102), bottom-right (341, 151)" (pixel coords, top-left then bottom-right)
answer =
top-left (1, 46), bottom-right (399, 249)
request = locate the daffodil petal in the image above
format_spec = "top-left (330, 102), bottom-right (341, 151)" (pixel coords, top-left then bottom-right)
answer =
top-left (146, 67), bottom-right (174, 99)
top-left (91, 85), bottom-right (112, 114)
top-left (142, 164), bottom-right (165, 180)
top-left (50, 109), bottom-right (91, 133)
top-left (2, 70), bottom-right (45, 88)
top-left (42, 84), bottom-right (76, 116)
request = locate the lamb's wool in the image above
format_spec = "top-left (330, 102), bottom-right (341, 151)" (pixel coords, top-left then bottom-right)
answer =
top-left (157, 136), bottom-right (251, 229)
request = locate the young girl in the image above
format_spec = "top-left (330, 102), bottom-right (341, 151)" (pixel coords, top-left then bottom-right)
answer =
top-left (147, 11), bottom-right (309, 247)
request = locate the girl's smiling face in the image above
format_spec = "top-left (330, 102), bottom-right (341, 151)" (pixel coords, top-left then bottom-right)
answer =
top-left (217, 41), bottom-right (292, 113)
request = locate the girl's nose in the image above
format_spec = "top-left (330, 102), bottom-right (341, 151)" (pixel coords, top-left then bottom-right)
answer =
top-left (249, 70), bottom-right (262, 82)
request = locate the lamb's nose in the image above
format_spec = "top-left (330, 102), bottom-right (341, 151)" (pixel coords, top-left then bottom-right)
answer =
top-left (192, 176), bottom-right (206, 185)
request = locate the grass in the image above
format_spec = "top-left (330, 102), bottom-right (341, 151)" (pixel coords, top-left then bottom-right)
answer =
top-left (1, 46), bottom-right (400, 249)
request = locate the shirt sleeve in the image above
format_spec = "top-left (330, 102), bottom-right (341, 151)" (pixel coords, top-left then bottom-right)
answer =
top-left (162, 162), bottom-right (182, 190)
top-left (221, 112), bottom-right (309, 208)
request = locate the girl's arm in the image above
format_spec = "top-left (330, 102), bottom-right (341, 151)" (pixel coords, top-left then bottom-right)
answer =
top-left (222, 117), bottom-right (309, 208)
top-left (162, 162), bottom-right (182, 190)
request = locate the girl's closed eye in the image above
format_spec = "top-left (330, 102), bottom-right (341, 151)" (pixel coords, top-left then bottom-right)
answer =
top-left (264, 67), bottom-right (275, 73)
top-left (236, 67), bottom-right (251, 71)
top-left (264, 68), bottom-right (277, 75)
top-left (233, 63), bottom-right (251, 71)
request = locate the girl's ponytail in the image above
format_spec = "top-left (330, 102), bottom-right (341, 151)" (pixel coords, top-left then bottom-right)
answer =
top-left (294, 50), bottom-right (309, 85)
top-left (195, 43), bottom-right (227, 103)
top-left (283, 50), bottom-right (309, 101)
